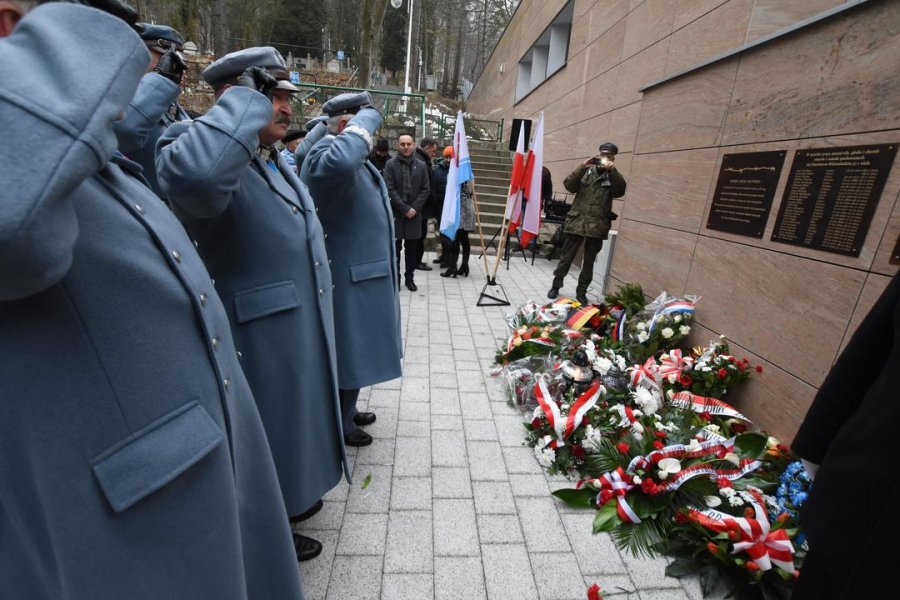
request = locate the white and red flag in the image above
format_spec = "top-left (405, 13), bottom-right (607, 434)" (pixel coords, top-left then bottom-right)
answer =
top-left (505, 112), bottom-right (544, 248)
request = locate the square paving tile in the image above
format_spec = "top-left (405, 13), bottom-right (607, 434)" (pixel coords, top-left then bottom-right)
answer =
top-left (396, 420), bottom-right (430, 438)
top-left (381, 574), bottom-right (434, 600)
top-left (482, 544), bottom-right (538, 600)
top-left (472, 481), bottom-right (517, 515)
top-left (477, 514), bottom-right (524, 544)
top-left (432, 429), bottom-right (468, 467)
top-left (335, 512), bottom-right (388, 555)
top-left (516, 497), bottom-right (571, 553)
top-left (432, 467), bottom-right (473, 499)
top-left (399, 401), bottom-right (430, 422)
top-left (503, 446), bottom-right (541, 474)
top-left (433, 499), bottom-right (479, 556)
top-left (394, 437), bottom-right (431, 477)
top-left (384, 510), bottom-right (433, 573)
top-left (509, 474), bottom-right (551, 497)
top-left (391, 476), bottom-right (432, 510)
top-left (326, 556), bottom-right (383, 600)
top-left (356, 437), bottom-right (395, 466)
top-left (435, 556), bottom-right (487, 600)
top-left (345, 464), bottom-right (392, 514)
top-left (431, 414), bottom-right (464, 431)
top-left (464, 419), bottom-right (499, 441)
top-left (467, 441), bottom-right (508, 481)
top-left (299, 500), bottom-right (345, 532)
top-left (530, 553), bottom-right (593, 600)
top-left (561, 513), bottom-right (629, 575)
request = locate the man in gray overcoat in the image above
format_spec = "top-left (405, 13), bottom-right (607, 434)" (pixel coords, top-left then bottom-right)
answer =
top-left (156, 47), bottom-right (348, 563)
top-left (301, 92), bottom-right (403, 448)
top-left (0, 2), bottom-right (303, 598)
top-left (114, 22), bottom-right (189, 197)
top-left (384, 133), bottom-right (431, 291)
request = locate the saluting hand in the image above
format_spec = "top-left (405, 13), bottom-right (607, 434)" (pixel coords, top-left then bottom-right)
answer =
top-left (237, 67), bottom-right (278, 101)
top-left (155, 46), bottom-right (187, 85)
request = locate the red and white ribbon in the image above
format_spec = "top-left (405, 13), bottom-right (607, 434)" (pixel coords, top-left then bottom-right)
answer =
top-left (563, 381), bottom-right (603, 439)
top-left (629, 357), bottom-right (659, 388)
top-left (688, 496), bottom-right (797, 574)
top-left (658, 350), bottom-right (693, 382)
top-left (578, 467), bottom-right (641, 523)
top-left (670, 392), bottom-right (750, 422)
top-left (535, 377), bottom-right (564, 442)
top-left (628, 437), bottom-right (761, 493)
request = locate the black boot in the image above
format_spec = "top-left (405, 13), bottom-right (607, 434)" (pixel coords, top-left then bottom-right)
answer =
top-left (440, 266), bottom-right (457, 278)
top-left (456, 263), bottom-right (469, 277)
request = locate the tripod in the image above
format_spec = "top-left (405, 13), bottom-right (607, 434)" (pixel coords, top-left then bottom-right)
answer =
top-left (478, 224), bottom-right (528, 270)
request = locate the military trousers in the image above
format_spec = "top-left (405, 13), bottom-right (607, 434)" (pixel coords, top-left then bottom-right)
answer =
top-left (552, 233), bottom-right (604, 295)
top-left (339, 388), bottom-right (361, 435)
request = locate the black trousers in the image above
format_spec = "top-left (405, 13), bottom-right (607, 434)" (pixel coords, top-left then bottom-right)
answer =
top-left (551, 233), bottom-right (603, 295)
top-left (445, 229), bottom-right (470, 270)
top-left (339, 388), bottom-right (360, 435)
top-left (396, 238), bottom-right (422, 281)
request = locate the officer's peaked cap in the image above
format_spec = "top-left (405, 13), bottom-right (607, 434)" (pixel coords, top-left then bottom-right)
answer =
top-left (203, 46), bottom-right (300, 92)
top-left (322, 92), bottom-right (373, 117)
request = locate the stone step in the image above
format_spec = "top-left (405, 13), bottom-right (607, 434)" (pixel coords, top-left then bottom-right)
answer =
top-left (473, 168), bottom-right (513, 179)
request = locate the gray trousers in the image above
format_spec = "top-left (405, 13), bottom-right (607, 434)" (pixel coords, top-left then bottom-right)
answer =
top-left (552, 233), bottom-right (604, 295)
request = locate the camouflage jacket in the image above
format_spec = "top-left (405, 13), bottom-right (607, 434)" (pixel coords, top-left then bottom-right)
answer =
top-left (562, 164), bottom-right (627, 239)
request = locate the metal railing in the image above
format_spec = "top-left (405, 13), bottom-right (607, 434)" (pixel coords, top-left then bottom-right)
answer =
top-left (290, 82), bottom-right (427, 138)
top-left (435, 114), bottom-right (504, 144)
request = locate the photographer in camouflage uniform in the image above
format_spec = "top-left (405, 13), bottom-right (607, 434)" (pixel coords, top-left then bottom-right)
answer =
top-left (548, 142), bottom-right (626, 305)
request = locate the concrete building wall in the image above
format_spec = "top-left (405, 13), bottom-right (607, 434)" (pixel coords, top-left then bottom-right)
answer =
top-left (466, 0), bottom-right (900, 441)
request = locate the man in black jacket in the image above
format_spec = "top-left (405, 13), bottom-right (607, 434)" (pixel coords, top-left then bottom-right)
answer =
top-left (384, 134), bottom-right (430, 291)
top-left (414, 137), bottom-right (438, 271)
top-left (791, 271), bottom-right (900, 598)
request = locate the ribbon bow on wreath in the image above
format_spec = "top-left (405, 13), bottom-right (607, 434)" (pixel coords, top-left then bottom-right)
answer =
top-left (688, 495), bottom-right (797, 574)
top-left (534, 377), bottom-right (604, 449)
top-left (577, 467), bottom-right (642, 523)
top-left (658, 349), bottom-right (693, 383)
top-left (629, 356), bottom-right (659, 389)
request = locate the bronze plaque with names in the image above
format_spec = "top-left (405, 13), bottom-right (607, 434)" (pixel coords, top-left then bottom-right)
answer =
top-left (771, 144), bottom-right (898, 257)
top-left (707, 151), bottom-right (786, 238)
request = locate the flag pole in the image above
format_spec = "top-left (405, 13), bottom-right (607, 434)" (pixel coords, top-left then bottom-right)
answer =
top-left (469, 179), bottom-right (491, 277)
top-left (490, 182), bottom-right (515, 281)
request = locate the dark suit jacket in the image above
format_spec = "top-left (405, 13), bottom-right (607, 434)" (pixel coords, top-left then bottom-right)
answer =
top-left (793, 271), bottom-right (900, 597)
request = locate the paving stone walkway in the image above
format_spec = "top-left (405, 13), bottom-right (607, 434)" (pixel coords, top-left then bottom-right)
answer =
top-left (298, 250), bottom-right (707, 600)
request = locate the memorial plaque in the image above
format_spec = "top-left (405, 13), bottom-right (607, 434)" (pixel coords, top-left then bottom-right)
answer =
top-left (707, 151), bottom-right (786, 237)
top-left (771, 144), bottom-right (898, 257)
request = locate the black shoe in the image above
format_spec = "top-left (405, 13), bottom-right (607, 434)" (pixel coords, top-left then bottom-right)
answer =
top-left (293, 533), bottom-right (323, 562)
top-left (547, 287), bottom-right (559, 300)
top-left (353, 412), bottom-right (377, 426)
top-left (576, 294), bottom-right (589, 305)
top-left (415, 262), bottom-right (432, 271)
top-left (405, 279), bottom-right (417, 292)
top-left (457, 264), bottom-right (469, 277)
top-left (344, 429), bottom-right (373, 447)
top-left (440, 267), bottom-right (457, 278)
top-left (289, 499), bottom-right (324, 524)
top-left (431, 257), bottom-right (443, 264)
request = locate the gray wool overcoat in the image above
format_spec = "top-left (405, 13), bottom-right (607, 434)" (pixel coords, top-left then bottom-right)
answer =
top-left (300, 109), bottom-right (403, 390)
top-left (0, 5), bottom-right (303, 599)
top-left (114, 71), bottom-right (188, 197)
top-left (383, 154), bottom-right (431, 240)
top-left (157, 86), bottom-right (349, 516)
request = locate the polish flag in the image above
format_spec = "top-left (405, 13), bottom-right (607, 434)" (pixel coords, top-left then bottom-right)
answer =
top-left (506, 113), bottom-right (544, 249)
top-left (505, 120), bottom-right (528, 230)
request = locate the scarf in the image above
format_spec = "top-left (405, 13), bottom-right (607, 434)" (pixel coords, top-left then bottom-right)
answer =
top-left (396, 153), bottom-right (414, 204)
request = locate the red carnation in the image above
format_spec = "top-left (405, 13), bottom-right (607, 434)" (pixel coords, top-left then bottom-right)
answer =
top-left (731, 423), bottom-right (748, 434)
top-left (616, 442), bottom-right (630, 454)
top-left (675, 511), bottom-right (689, 524)
top-left (641, 479), bottom-right (658, 495)
top-left (679, 374), bottom-right (693, 386)
top-left (699, 411), bottom-right (712, 422)
top-left (572, 446), bottom-right (587, 460)
top-left (755, 365), bottom-right (763, 373)
top-left (746, 561), bottom-right (760, 572)
top-left (581, 415), bottom-right (590, 427)
top-left (531, 418), bottom-right (542, 429)
top-left (522, 332), bottom-right (532, 340)
top-left (707, 542), bottom-right (719, 555)
top-left (717, 368), bottom-right (728, 379)
top-left (652, 440), bottom-right (664, 450)
top-left (654, 430), bottom-right (667, 438)
top-left (716, 478), bottom-right (732, 489)
top-left (587, 583), bottom-right (602, 600)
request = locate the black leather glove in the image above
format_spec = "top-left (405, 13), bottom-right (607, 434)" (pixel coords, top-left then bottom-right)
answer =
top-left (154, 46), bottom-right (186, 84)
top-left (236, 67), bottom-right (278, 101)
top-left (43, 0), bottom-right (140, 29)
top-left (305, 115), bottom-right (328, 132)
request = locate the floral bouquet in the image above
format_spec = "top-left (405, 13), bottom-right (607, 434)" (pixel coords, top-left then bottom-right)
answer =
top-left (623, 292), bottom-right (698, 362)
top-left (494, 322), bottom-right (572, 366)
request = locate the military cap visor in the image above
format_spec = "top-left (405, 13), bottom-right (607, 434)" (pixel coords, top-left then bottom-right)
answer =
top-left (322, 91), bottom-right (373, 117)
top-left (203, 46), bottom-right (300, 92)
top-left (137, 24), bottom-right (184, 49)
top-left (282, 129), bottom-right (305, 143)
top-left (598, 142), bottom-right (619, 155)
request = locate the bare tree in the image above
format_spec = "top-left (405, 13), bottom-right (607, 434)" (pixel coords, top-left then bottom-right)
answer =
top-left (359, 0), bottom-right (390, 87)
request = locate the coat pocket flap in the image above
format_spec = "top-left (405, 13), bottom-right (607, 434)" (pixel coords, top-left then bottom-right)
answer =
top-left (92, 401), bottom-right (223, 513)
top-left (233, 280), bottom-right (300, 324)
top-left (350, 258), bottom-right (391, 283)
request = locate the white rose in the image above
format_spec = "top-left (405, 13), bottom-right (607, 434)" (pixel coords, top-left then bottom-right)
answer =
top-left (614, 355), bottom-right (627, 371)
top-left (637, 322), bottom-right (646, 331)
top-left (661, 327), bottom-right (674, 339)
top-left (704, 495), bottom-right (722, 508)
top-left (679, 325), bottom-right (690, 336)
top-left (593, 356), bottom-right (613, 375)
top-left (632, 476), bottom-right (642, 485)
top-left (637, 331), bottom-right (649, 343)
top-left (674, 315), bottom-right (682, 323)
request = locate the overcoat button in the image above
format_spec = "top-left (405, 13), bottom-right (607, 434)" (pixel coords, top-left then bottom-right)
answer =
top-left (134, 204), bottom-right (144, 214)
top-left (211, 337), bottom-right (219, 350)
top-left (223, 378), bottom-right (230, 390)
top-left (199, 293), bottom-right (208, 306)
top-left (172, 250), bottom-right (182, 263)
